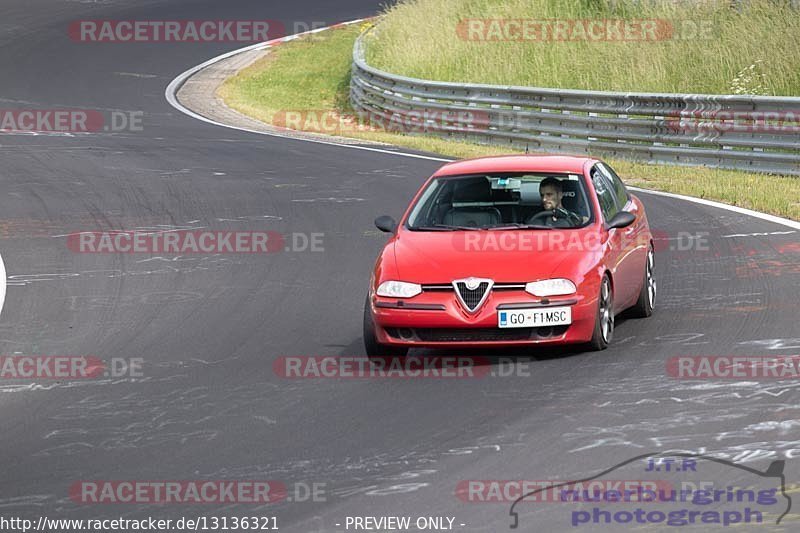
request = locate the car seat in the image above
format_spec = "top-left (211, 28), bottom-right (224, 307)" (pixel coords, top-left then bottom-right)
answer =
top-left (442, 179), bottom-right (501, 227)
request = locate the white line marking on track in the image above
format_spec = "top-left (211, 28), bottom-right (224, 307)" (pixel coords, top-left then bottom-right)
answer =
top-left (719, 230), bottom-right (796, 238)
top-left (164, 18), bottom-right (451, 164)
top-left (628, 187), bottom-right (800, 231)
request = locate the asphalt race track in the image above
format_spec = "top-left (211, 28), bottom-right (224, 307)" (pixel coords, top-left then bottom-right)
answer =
top-left (1, 1), bottom-right (799, 531)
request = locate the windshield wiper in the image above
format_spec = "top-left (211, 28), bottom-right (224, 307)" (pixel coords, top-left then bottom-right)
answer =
top-left (487, 223), bottom-right (554, 231)
top-left (412, 224), bottom-right (482, 231)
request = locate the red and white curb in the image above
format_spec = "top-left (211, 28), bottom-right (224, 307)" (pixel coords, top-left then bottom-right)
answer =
top-left (165, 19), bottom-right (800, 230)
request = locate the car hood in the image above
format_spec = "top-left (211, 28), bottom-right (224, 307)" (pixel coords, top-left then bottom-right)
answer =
top-left (392, 230), bottom-right (597, 283)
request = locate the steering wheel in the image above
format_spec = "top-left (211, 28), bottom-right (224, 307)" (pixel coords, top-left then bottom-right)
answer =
top-left (527, 209), bottom-right (581, 226)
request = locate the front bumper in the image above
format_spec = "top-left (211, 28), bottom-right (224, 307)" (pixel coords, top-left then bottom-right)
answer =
top-left (371, 288), bottom-right (597, 348)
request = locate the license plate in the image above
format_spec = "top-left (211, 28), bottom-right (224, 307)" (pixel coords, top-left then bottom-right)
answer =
top-left (498, 307), bottom-right (572, 328)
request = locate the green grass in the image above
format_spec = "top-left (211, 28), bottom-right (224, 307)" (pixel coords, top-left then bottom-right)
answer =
top-left (218, 24), bottom-right (800, 221)
top-left (365, 0), bottom-right (800, 95)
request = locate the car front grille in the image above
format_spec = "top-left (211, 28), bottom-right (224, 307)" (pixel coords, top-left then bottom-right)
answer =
top-left (454, 281), bottom-right (490, 312)
top-left (417, 327), bottom-right (533, 342)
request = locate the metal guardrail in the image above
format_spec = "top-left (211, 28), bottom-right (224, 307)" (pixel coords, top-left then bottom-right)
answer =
top-left (350, 30), bottom-right (800, 175)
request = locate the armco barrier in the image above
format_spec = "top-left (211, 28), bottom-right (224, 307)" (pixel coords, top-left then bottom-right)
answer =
top-left (350, 28), bottom-right (800, 175)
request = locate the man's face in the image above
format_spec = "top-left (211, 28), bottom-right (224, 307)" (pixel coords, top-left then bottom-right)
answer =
top-left (540, 184), bottom-right (563, 211)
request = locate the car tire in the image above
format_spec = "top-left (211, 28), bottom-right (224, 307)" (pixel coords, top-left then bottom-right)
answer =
top-left (588, 275), bottom-right (614, 351)
top-left (363, 297), bottom-right (409, 357)
top-left (629, 245), bottom-right (656, 318)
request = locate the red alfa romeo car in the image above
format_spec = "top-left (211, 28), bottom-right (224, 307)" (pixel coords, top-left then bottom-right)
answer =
top-left (364, 155), bottom-right (656, 354)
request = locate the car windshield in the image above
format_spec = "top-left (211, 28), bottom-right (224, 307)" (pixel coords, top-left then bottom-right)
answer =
top-left (406, 173), bottom-right (593, 230)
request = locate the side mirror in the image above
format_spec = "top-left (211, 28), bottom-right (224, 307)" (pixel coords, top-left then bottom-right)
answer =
top-left (374, 215), bottom-right (398, 233)
top-left (607, 211), bottom-right (636, 229)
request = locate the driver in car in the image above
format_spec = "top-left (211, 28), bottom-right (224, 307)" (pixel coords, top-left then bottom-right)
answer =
top-left (537, 177), bottom-right (582, 227)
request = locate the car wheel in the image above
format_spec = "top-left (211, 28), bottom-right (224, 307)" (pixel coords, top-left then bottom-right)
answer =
top-left (629, 245), bottom-right (656, 318)
top-left (363, 297), bottom-right (409, 357)
top-left (588, 275), bottom-right (614, 351)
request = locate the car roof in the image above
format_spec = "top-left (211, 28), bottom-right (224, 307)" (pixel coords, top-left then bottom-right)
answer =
top-left (432, 155), bottom-right (597, 177)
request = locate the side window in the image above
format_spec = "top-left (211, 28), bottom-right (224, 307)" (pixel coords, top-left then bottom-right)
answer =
top-left (591, 166), bottom-right (619, 223)
top-left (598, 163), bottom-right (629, 209)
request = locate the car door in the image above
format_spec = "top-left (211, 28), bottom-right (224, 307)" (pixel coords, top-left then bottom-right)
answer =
top-left (590, 164), bottom-right (632, 311)
top-left (595, 163), bottom-right (644, 308)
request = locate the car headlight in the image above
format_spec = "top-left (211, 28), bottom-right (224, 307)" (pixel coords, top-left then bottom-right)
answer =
top-left (525, 278), bottom-right (576, 297)
top-left (377, 280), bottom-right (422, 298)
